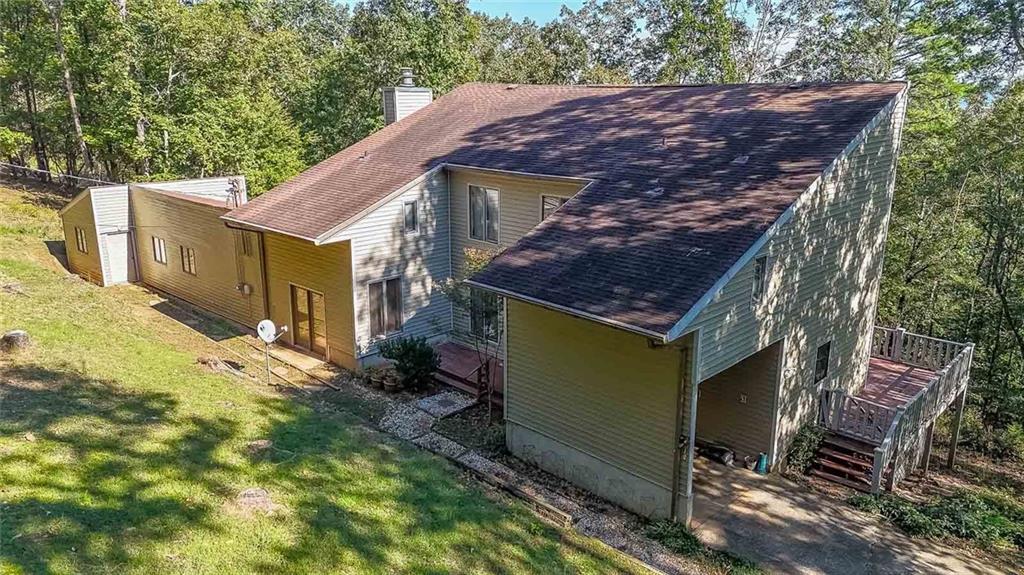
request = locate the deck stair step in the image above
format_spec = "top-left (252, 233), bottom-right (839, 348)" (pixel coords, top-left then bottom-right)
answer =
top-left (809, 432), bottom-right (883, 491)
top-left (808, 468), bottom-right (872, 492)
top-left (817, 447), bottom-right (873, 470)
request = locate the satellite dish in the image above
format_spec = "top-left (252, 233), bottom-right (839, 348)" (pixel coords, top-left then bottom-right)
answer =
top-left (257, 319), bottom-right (277, 343)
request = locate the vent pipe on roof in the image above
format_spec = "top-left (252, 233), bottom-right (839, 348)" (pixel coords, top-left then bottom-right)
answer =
top-left (382, 68), bottom-right (433, 125)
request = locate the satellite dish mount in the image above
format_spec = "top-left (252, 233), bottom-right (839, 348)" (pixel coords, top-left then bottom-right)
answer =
top-left (256, 319), bottom-right (288, 386)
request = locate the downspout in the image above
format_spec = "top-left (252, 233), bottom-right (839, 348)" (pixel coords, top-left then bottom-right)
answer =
top-left (258, 231), bottom-right (270, 321)
top-left (669, 343), bottom-right (690, 522)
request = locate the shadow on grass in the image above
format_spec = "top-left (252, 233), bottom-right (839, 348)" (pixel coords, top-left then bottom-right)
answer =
top-left (0, 363), bottom-right (233, 573)
top-left (1, 363), bottom-right (634, 573)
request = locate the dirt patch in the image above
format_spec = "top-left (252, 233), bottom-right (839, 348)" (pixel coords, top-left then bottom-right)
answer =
top-left (227, 487), bottom-right (285, 517)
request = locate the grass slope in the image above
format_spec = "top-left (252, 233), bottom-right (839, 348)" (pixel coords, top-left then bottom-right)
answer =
top-left (0, 181), bottom-right (649, 575)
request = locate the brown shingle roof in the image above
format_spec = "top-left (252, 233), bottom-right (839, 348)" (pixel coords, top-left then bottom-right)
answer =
top-left (225, 81), bottom-right (905, 336)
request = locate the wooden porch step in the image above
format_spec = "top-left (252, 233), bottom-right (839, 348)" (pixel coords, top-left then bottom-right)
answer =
top-left (435, 371), bottom-right (480, 396)
top-left (813, 457), bottom-right (872, 481)
top-left (818, 447), bottom-right (873, 470)
top-left (809, 468), bottom-right (872, 492)
top-left (821, 433), bottom-right (877, 457)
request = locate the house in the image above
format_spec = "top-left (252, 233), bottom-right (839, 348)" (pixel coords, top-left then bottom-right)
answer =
top-left (62, 72), bottom-right (973, 525)
top-left (59, 177), bottom-right (266, 328)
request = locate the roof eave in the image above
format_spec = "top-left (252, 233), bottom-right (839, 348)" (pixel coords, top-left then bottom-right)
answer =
top-left (464, 279), bottom-right (668, 342)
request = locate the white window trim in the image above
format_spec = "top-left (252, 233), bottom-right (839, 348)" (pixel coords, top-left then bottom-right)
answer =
top-left (152, 236), bottom-right (167, 265)
top-left (402, 199), bottom-right (420, 235)
top-left (751, 254), bottom-right (770, 306)
top-left (539, 194), bottom-right (571, 221)
top-left (74, 227), bottom-right (88, 253)
top-left (813, 338), bottom-right (833, 387)
top-left (367, 275), bottom-right (404, 341)
top-left (467, 184), bottom-right (500, 244)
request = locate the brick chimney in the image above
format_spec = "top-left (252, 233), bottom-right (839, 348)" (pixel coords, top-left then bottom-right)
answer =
top-left (382, 68), bottom-right (433, 125)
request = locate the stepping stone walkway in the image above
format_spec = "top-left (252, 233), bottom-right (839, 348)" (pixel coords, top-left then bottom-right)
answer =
top-left (416, 390), bottom-right (476, 418)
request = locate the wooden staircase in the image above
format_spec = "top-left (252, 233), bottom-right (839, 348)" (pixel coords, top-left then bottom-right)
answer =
top-left (809, 433), bottom-right (879, 492)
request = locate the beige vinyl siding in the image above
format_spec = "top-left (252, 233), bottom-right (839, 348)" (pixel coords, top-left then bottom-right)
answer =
top-left (506, 299), bottom-right (685, 488)
top-left (132, 187), bottom-right (265, 328)
top-left (448, 168), bottom-right (586, 344)
top-left (60, 190), bottom-right (104, 285)
top-left (263, 232), bottom-right (356, 368)
top-left (686, 92), bottom-right (908, 458)
top-left (331, 169), bottom-right (451, 357)
top-left (696, 341), bottom-right (781, 462)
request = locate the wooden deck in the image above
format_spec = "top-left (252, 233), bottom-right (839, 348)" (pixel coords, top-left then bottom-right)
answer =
top-left (857, 357), bottom-right (936, 409)
top-left (434, 341), bottom-right (503, 405)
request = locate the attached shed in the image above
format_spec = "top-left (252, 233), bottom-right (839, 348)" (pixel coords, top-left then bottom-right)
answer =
top-left (59, 177), bottom-right (247, 288)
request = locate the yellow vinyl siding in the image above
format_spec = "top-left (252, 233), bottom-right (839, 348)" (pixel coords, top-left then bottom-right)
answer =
top-left (60, 191), bottom-right (104, 285)
top-left (687, 92), bottom-right (908, 458)
top-left (132, 187), bottom-right (265, 327)
top-left (262, 232), bottom-right (356, 369)
top-left (448, 168), bottom-right (586, 344)
top-left (506, 299), bottom-right (684, 488)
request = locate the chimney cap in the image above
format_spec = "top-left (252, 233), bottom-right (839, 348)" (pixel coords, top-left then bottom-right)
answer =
top-left (399, 67), bottom-right (415, 86)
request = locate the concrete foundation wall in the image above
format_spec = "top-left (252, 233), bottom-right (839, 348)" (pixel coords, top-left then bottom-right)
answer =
top-left (508, 422), bottom-right (687, 519)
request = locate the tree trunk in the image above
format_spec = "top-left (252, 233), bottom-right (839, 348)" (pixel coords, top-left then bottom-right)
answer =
top-left (43, 0), bottom-right (93, 175)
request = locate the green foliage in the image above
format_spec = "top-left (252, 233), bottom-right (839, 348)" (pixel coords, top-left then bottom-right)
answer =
top-left (645, 520), bottom-right (765, 574)
top-left (785, 424), bottom-right (825, 474)
top-left (0, 126), bottom-right (31, 158)
top-left (377, 335), bottom-right (441, 391)
top-left (850, 491), bottom-right (1024, 549)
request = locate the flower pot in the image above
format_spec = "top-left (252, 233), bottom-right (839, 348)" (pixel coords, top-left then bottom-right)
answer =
top-left (383, 380), bottom-right (400, 393)
top-left (369, 375), bottom-right (384, 389)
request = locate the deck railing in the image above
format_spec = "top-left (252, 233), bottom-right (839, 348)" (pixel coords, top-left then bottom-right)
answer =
top-left (821, 327), bottom-right (974, 493)
top-left (871, 326), bottom-right (968, 371)
top-left (870, 342), bottom-right (973, 492)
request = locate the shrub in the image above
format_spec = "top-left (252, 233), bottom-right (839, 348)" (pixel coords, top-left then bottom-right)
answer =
top-left (786, 424), bottom-right (826, 474)
top-left (378, 336), bottom-right (440, 391)
top-left (850, 490), bottom-right (1024, 548)
top-left (644, 520), bottom-right (764, 574)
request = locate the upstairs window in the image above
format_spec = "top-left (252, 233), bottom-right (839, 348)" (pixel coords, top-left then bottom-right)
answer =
top-left (541, 195), bottom-right (569, 221)
top-left (814, 341), bottom-right (832, 383)
top-left (369, 277), bottom-right (403, 338)
top-left (403, 200), bottom-right (419, 234)
top-left (152, 236), bottom-right (167, 264)
top-left (181, 246), bottom-right (197, 275)
top-left (469, 185), bottom-right (499, 243)
top-left (74, 227), bottom-right (88, 253)
top-left (752, 255), bottom-right (768, 303)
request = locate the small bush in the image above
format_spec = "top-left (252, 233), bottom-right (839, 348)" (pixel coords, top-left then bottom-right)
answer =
top-left (786, 424), bottom-right (826, 474)
top-left (378, 336), bottom-right (440, 391)
top-left (645, 520), bottom-right (764, 574)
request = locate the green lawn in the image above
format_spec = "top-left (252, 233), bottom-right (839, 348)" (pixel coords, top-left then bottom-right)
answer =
top-left (0, 181), bottom-right (650, 575)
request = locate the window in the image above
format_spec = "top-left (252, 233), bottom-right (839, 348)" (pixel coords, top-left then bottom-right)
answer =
top-left (152, 236), bottom-right (167, 264)
top-left (814, 341), bottom-right (832, 383)
top-left (541, 195), bottom-right (568, 221)
top-left (752, 255), bottom-right (768, 303)
top-left (369, 277), bottom-right (402, 338)
top-left (470, 288), bottom-right (500, 341)
top-left (180, 246), bottom-right (197, 275)
top-left (74, 227), bottom-right (88, 253)
top-left (403, 201), bottom-right (418, 234)
top-left (469, 185), bottom-right (499, 243)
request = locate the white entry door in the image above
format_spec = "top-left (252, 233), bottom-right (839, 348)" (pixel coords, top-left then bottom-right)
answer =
top-left (102, 231), bottom-right (131, 285)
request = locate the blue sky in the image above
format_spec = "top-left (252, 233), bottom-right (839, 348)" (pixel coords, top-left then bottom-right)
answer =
top-left (468, 1), bottom-right (584, 23)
